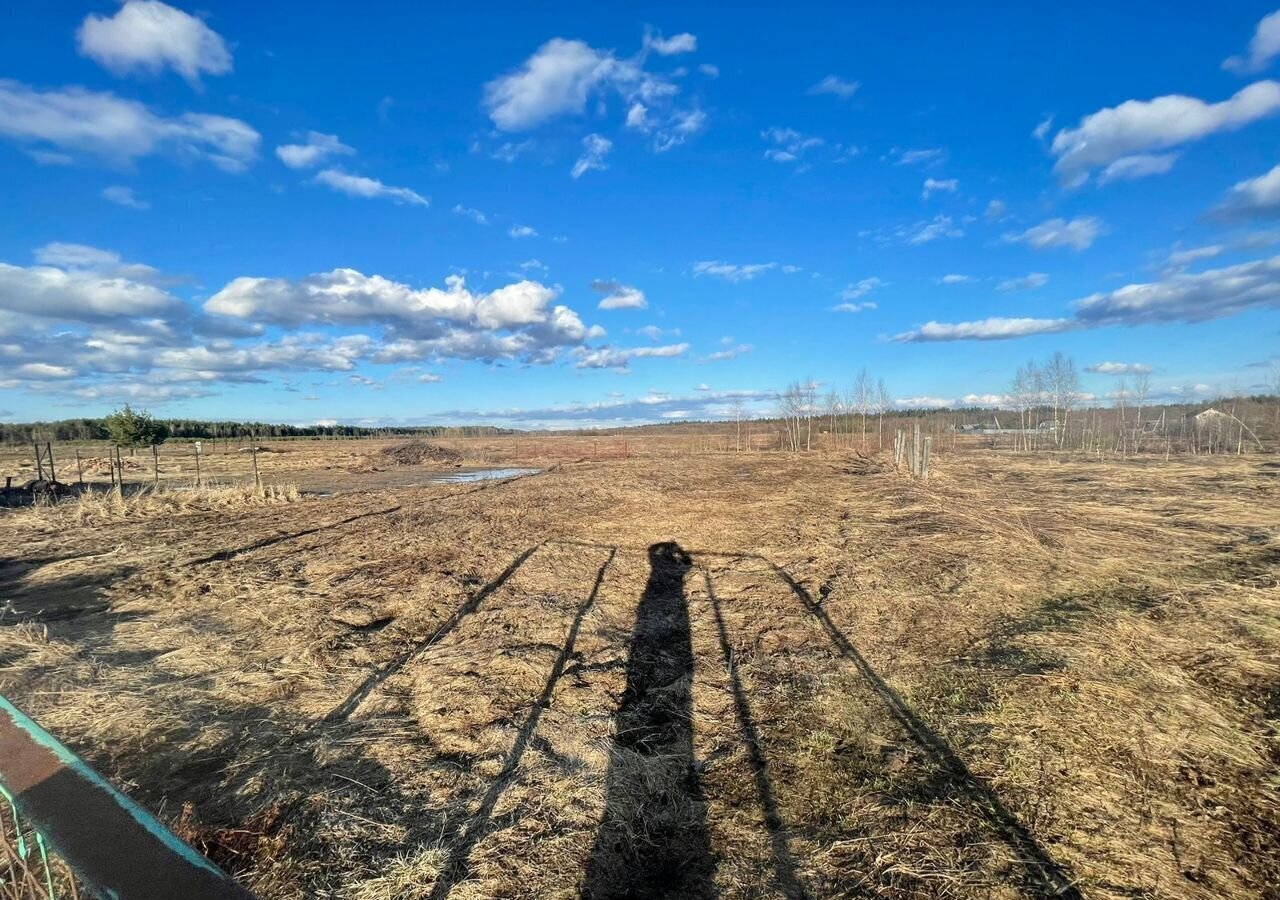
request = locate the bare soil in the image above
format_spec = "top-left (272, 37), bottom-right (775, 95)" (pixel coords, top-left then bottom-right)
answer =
top-left (1, 444), bottom-right (1277, 899)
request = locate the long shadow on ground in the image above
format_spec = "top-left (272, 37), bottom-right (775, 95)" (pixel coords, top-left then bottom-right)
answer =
top-left (581, 542), bottom-right (718, 900)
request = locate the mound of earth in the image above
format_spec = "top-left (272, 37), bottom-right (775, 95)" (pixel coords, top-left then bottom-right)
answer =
top-left (376, 440), bottom-right (463, 467)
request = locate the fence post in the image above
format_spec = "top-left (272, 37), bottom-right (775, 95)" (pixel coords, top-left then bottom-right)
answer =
top-left (152, 444), bottom-right (160, 485)
top-left (912, 424), bottom-right (922, 477)
top-left (76, 449), bottom-right (84, 486)
top-left (194, 443), bottom-right (202, 488)
top-left (45, 442), bottom-right (56, 483)
top-left (922, 435), bottom-right (932, 480)
top-left (32, 440), bottom-right (43, 482)
top-left (251, 446), bottom-right (260, 487)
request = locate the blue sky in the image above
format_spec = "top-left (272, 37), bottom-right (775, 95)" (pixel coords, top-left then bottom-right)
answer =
top-left (2, 2), bottom-right (1278, 427)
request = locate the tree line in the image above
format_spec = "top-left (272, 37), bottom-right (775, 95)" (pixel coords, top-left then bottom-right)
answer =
top-left (0, 415), bottom-right (510, 445)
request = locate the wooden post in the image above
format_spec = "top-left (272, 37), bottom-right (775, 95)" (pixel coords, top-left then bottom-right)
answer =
top-left (76, 449), bottom-right (84, 486)
top-left (116, 446), bottom-right (124, 490)
top-left (251, 446), bottom-right (260, 487)
top-left (922, 436), bottom-right (932, 480)
top-left (152, 444), bottom-right (160, 485)
top-left (32, 440), bottom-right (43, 481)
top-left (194, 443), bottom-right (202, 488)
top-left (45, 442), bottom-right (56, 483)
top-left (912, 424), bottom-right (922, 477)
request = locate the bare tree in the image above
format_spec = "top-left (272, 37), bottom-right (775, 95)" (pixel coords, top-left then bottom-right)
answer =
top-left (1132, 372), bottom-right (1151, 452)
top-left (824, 390), bottom-right (842, 450)
top-left (875, 379), bottom-right (891, 449)
top-left (778, 382), bottom-right (804, 452)
top-left (730, 399), bottom-right (745, 451)
top-left (854, 368), bottom-right (871, 449)
top-left (1044, 352), bottom-right (1080, 449)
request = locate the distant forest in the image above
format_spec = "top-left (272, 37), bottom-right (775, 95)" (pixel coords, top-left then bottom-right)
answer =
top-left (0, 418), bottom-right (511, 444)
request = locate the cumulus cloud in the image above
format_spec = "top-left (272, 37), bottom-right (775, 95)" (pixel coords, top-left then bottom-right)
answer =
top-left (1049, 82), bottom-right (1280, 184)
top-left (692, 260), bottom-right (778, 282)
top-left (904, 215), bottom-right (964, 244)
top-left (571, 133), bottom-right (612, 178)
top-left (276, 132), bottom-right (355, 169)
top-left (77, 0), bottom-right (232, 85)
top-left (203, 269), bottom-right (603, 366)
top-left (1224, 9), bottom-right (1280, 74)
top-left (509, 224), bottom-right (537, 238)
top-left (101, 185), bottom-right (149, 209)
top-left (938, 274), bottom-right (971, 284)
top-left (997, 272), bottom-right (1049, 292)
top-left (1163, 244), bottom-right (1223, 272)
top-left (1086, 362), bottom-right (1153, 375)
top-left (314, 169), bottom-right (427, 205)
top-left (1003, 216), bottom-right (1105, 251)
top-left (703, 338), bottom-right (753, 362)
top-left (1213, 163), bottom-right (1280, 220)
top-left (0, 244), bottom-right (180, 323)
top-left (807, 75), bottom-right (859, 99)
top-left (922, 177), bottom-right (958, 199)
top-left (592, 280), bottom-right (648, 309)
top-left (483, 35), bottom-right (705, 151)
top-left (0, 80), bottom-right (259, 170)
top-left (573, 342), bottom-right (688, 369)
top-left (896, 254), bottom-right (1280, 341)
top-left (644, 31), bottom-right (697, 55)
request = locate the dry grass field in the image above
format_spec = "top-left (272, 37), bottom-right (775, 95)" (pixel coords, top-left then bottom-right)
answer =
top-left (1, 439), bottom-right (1277, 899)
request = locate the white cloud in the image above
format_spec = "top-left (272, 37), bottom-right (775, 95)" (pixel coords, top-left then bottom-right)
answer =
top-left (76, 0), bottom-right (232, 85)
top-left (0, 80), bottom-right (259, 170)
top-left (644, 31), bottom-right (697, 55)
top-left (895, 317), bottom-right (1074, 342)
top-left (1086, 362), bottom-right (1153, 375)
top-left (762, 126), bottom-right (823, 164)
top-left (625, 102), bottom-right (648, 129)
top-left (17, 363), bottom-right (77, 380)
top-left (276, 132), bottom-right (355, 169)
top-left (893, 148), bottom-right (946, 166)
top-left (1164, 244), bottom-right (1223, 271)
top-left (939, 274), bottom-right (971, 284)
top-left (692, 260), bottom-right (779, 282)
top-left (101, 185), bottom-right (149, 209)
top-left (1050, 82), bottom-right (1280, 184)
top-left (1213, 162), bottom-right (1280, 220)
top-left (418, 373), bottom-right (443, 383)
top-left (452, 204), bottom-right (488, 225)
top-left (571, 133), bottom-right (612, 178)
top-left (1098, 153), bottom-right (1178, 184)
top-left (574, 342), bottom-right (688, 369)
top-left (997, 272), bottom-right (1049, 292)
top-left (839, 277), bottom-right (884, 301)
top-left (807, 75), bottom-right (859, 99)
top-left (832, 301), bottom-right (876, 313)
top-left (1004, 216), bottom-right (1105, 251)
top-left (906, 215), bottom-right (964, 244)
top-left (0, 246), bottom-right (180, 324)
top-left (509, 224), bottom-right (538, 238)
top-left (592, 280), bottom-right (648, 310)
top-left (314, 169), bottom-right (427, 205)
top-left (1032, 115), bottom-right (1054, 141)
top-left (1074, 255), bottom-right (1280, 326)
top-left (1224, 9), bottom-right (1280, 74)
top-left (897, 254), bottom-right (1280, 341)
top-left (922, 177), bottom-right (958, 199)
top-left (985, 199), bottom-right (1008, 220)
top-left (699, 64), bottom-right (720, 78)
top-left (204, 269), bottom-right (600, 365)
top-left (484, 35), bottom-right (703, 151)
top-left (704, 339), bottom-right (753, 362)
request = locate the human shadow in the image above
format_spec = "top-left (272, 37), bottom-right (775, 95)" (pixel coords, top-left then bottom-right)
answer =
top-left (581, 542), bottom-right (717, 900)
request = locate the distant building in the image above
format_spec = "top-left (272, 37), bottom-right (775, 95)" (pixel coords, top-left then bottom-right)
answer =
top-left (1194, 408), bottom-right (1229, 425)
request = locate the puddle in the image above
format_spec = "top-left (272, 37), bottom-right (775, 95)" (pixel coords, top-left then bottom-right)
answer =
top-left (427, 467), bottom-right (541, 484)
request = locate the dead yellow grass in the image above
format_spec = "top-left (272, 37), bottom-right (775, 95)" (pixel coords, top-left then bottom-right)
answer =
top-left (0, 446), bottom-right (1276, 899)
